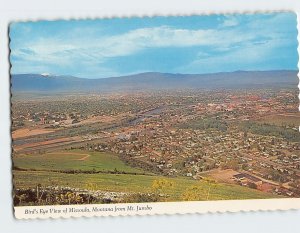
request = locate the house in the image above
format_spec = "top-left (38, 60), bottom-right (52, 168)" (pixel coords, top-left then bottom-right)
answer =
top-left (233, 173), bottom-right (263, 186)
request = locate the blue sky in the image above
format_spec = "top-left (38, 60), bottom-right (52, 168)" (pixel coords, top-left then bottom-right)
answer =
top-left (10, 13), bottom-right (298, 79)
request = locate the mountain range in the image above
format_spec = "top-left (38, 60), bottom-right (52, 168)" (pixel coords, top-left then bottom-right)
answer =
top-left (11, 70), bottom-right (298, 94)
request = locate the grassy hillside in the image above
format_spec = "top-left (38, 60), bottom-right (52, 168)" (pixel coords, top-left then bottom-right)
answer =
top-left (13, 150), bottom-right (145, 174)
top-left (13, 149), bottom-right (277, 202)
top-left (13, 170), bottom-right (276, 201)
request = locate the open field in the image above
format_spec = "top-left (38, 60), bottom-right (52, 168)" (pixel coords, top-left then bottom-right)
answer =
top-left (256, 113), bottom-right (300, 127)
top-left (13, 150), bottom-right (145, 174)
top-left (63, 115), bottom-right (118, 127)
top-left (13, 170), bottom-right (277, 201)
top-left (201, 169), bottom-right (240, 184)
top-left (12, 128), bottom-right (55, 139)
top-left (13, 149), bottom-right (278, 203)
top-left (13, 137), bottom-right (80, 152)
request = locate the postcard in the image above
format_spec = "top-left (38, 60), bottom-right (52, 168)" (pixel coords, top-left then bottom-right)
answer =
top-left (10, 12), bottom-right (300, 219)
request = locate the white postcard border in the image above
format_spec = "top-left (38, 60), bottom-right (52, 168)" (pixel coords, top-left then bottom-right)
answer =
top-left (11, 11), bottom-right (300, 220)
top-left (15, 198), bottom-right (300, 219)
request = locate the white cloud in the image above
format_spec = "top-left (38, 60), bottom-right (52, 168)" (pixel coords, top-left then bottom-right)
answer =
top-left (178, 38), bottom-right (283, 74)
top-left (11, 26), bottom-right (250, 66)
top-left (11, 13), bottom-right (296, 77)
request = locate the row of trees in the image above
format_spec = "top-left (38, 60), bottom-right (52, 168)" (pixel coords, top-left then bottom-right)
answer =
top-left (242, 122), bottom-right (300, 142)
top-left (180, 118), bottom-right (228, 132)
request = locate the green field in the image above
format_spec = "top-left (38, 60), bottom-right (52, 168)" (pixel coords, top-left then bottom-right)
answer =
top-left (13, 170), bottom-right (276, 201)
top-left (13, 149), bottom-right (277, 202)
top-left (257, 114), bottom-right (300, 127)
top-left (14, 150), bottom-right (144, 173)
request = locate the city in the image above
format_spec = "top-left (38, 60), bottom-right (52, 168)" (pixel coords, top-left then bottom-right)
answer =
top-left (12, 88), bottom-right (300, 205)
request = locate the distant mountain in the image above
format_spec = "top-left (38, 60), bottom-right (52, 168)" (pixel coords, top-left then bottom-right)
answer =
top-left (11, 70), bottom-right (298, 94)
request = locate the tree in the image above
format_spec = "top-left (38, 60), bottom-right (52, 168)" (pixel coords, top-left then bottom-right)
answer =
top-left (203, 177), bottom-right (218, 200)
top-left (226, 159), bottom-right (239, 170)
top-left (151, 179), bottom-right (174, 198)
top-left (181, 185), bottom-right (205, 201)
top-left (181, 178), bottom-right (218, 201)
